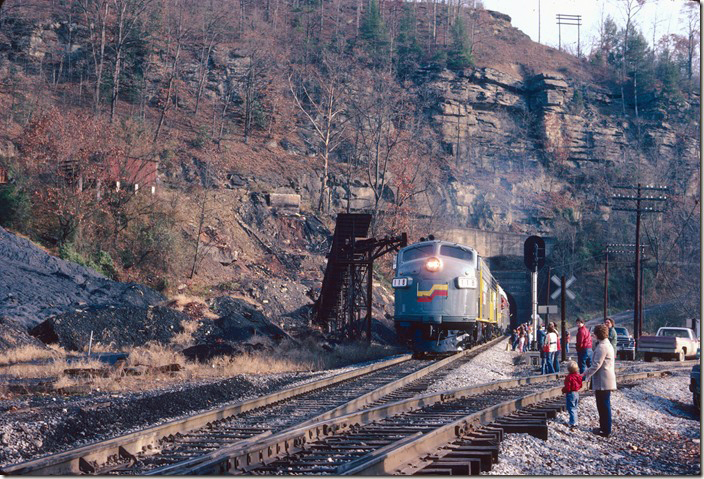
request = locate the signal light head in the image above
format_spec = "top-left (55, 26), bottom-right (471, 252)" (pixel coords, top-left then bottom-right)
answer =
top-left (425, 257), bottom-right (442, 272)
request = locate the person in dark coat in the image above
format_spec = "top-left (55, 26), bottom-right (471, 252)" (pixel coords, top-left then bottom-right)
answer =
top-left (605, 317), bottom-right (618, 357)
top-left (575, 317), bottom-right (593, 373)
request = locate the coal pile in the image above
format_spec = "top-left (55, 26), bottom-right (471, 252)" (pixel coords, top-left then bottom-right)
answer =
top-left (211, 296), bottom-right (290, 343)
top-left (0, 317), bottom-right (47, 351)
top-left (28, 306), bottom-right (188, 351)
top-left (0, 227), bottom-right (165, 329)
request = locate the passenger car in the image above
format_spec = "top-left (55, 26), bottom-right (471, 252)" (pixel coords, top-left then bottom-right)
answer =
top-left (614, 326), bottom-right (636, 360)
top-left (690, 350), bottom-right (700, 409)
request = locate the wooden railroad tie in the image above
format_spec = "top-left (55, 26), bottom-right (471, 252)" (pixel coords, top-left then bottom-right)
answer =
top-left (413, 399), bottom-right (566, 475)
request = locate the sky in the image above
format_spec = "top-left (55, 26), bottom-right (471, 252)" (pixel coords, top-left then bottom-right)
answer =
top-left (481, 0), bottom-right (698, 54)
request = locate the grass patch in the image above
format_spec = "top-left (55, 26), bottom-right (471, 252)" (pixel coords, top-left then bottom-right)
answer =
top-left (0, 344), bottom-right (66, 366)
top-left (2, 338), bottom-right (403, 396)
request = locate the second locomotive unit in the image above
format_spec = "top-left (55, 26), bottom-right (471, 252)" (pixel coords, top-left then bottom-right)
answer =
top-left (392, 238), bottom-right (509, 355)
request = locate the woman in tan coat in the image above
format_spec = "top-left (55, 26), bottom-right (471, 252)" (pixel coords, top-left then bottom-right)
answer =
top-left (582, 323), bottom-right (616, 437)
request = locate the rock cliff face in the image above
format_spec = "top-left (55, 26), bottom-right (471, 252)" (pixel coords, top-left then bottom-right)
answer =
top-left (420, 59), bottom-right (698, 234)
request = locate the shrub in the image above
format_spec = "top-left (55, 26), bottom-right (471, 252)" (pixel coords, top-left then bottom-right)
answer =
top-left (59, 243), bottom-right (117, 279)
top-left (191, 126), bottom-right (211, 149)
top-left (0, 184), bottom-right (29, 227)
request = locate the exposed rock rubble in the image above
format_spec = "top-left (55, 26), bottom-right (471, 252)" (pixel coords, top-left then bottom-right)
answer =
top-left (0, 226), bottom-right (164, 331)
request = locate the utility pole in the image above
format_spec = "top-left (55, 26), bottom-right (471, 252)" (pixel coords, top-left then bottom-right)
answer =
top-left (545, 266), bottom-right (551, 330)
top-left (538, 0), bottom-right (541, 44)
top-left (561, 275), bottom-right (566, 362)
top-left (610, 184), bottom-right (667, 340)
top-left (556, 14), bottom-right (582, 55)
top-left (603, 249), bottom-right (609, 321)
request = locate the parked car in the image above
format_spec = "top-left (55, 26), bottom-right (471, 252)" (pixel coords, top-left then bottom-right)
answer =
top-left (690, 350), bottom-right (700, 409)
top-left (614, 326), bottom-right (636, 360)
top-left (638, 327), bottom-right (699, 362)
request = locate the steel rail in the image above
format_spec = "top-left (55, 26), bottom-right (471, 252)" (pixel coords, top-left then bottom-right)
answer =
top-left (186, 368), bottom-right (679, 475)
top-left (182, 371), bottom-right (563, 474)
top-left (1, 354), bottom-right (412, 475)
top-left (291, 336), bottom-right (504, 430)
top-left (343, 369), bottom-right (679, 475)
top-left (142, 336), bottom-right (505, 475)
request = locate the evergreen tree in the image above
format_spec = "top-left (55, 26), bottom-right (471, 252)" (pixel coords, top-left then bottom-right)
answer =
top-left (655, 49), bottom-right (683, 108)
top-left (359, 0), bottom-right (388, 67)
top-left (624, 28), bottom-right (656, 109)
top-left (446, 18), bottom-right (473, 71)
top-left (395, 6), bottom-right (422, 81)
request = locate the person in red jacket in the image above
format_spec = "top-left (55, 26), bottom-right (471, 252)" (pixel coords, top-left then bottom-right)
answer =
top-left (575, 317), bottom-right (593, 374)
top-left (562, 361), bottom-right (583, 428)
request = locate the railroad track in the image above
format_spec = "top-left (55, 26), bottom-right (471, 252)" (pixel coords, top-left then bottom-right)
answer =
top-left (1, 336), bottom-right (505, 475)
top-left (176, 368), bottom-right (684, 475)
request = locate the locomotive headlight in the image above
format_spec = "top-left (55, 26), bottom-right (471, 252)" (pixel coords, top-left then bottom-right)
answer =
top-left (392, 277), bottom-right (409, 288)
top-left (456, 276), bottom-right (477, 289)
top-left (425, 257), bottom-right (442, 272)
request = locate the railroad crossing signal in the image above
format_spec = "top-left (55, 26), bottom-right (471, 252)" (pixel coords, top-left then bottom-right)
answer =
top-left (551, 274), bottom-right (575, 300)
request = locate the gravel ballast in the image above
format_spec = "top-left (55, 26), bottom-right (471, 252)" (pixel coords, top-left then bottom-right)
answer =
top-left (1, 341), bottom-right (699, 475)
top-left (422, 340), bottom-right (700, 476)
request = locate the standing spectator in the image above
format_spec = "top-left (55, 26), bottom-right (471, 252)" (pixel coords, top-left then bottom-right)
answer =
top-left (565, 330), bottom-right (571, 356)
top-left (562, 361), bottom-right (583, 428)
top-left (537, 323), bottom-right (548, 374)
top-left (550, 321), bottom-right (561, 373)
top-left (517, 329), bottom-right (526, 353)
top-left (526, 324), bottom-right (533, 351)
top-left (575, 318), bottom-right (593, 373)
top-left (509, 329), bottom-right (518, 351)
top-left (545, 324), bottom-right (559, 374)
top-left (605, 318), bottom-right (618, 357)
top-left (582, 323), bottom-right (617, 437)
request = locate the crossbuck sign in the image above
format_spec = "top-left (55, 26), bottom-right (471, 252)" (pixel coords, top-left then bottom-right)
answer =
top-left (551, 275), bottom-right (576, 300)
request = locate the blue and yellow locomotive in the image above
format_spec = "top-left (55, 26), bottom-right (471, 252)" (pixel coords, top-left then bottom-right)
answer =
top-left (392, 238), bottom-right (510, 355)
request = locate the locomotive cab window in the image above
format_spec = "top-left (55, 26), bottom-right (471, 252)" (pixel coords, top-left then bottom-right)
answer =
top-left (439, 245), bottom-right (474, 262)
top-left (402, 245), bottom-right (435, 262)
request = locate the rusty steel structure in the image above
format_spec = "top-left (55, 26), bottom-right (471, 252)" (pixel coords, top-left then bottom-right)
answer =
top-left (313, 213), bottom-right (407, 341)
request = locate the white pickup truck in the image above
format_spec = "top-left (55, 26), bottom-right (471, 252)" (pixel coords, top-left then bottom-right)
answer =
top-left (637, 327), bottom-right (699, 362)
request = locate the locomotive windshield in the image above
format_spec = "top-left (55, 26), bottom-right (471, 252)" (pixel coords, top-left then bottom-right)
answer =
top-left (402, 245), bottom-right (434, 262)
top-left (439, 245), bottom-right (474, 262)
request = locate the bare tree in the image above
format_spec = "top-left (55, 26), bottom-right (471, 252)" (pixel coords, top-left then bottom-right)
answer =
top-left (77, 0), bottom-right (110, 111)
top-left (193, 3), bottom-right (225, 116)
top-left (681, 1), bottom-right (700, 94)
top-left (289, 53), bottom-right (348, 212)
top-left (349, 70), bottom-right (409, 232)
top-left (153, 0), bottom-right (190, 142)
top-left (109, 0), bottom-right (153, 123)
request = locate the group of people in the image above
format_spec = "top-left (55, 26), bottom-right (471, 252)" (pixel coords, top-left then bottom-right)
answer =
top-left (508, 323), bottom-right (533, 352)
top-left (536, 321), bottom-right (566, 374)
top-left (509, 316), bottom-right (619, 437)
top-left (562, 317), bottom-right (619, 437)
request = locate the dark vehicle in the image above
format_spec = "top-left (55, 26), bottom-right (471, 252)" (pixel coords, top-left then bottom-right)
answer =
top-left (614, 326), bottom-right (636, 360)
top-left (690, 350), bottom-right (700, 410)
top-left (393, 240), bottom-right (510, 355)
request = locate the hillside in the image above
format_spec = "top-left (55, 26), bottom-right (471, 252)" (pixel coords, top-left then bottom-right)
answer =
top-left (0, 0), bottom-right (699, 338)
